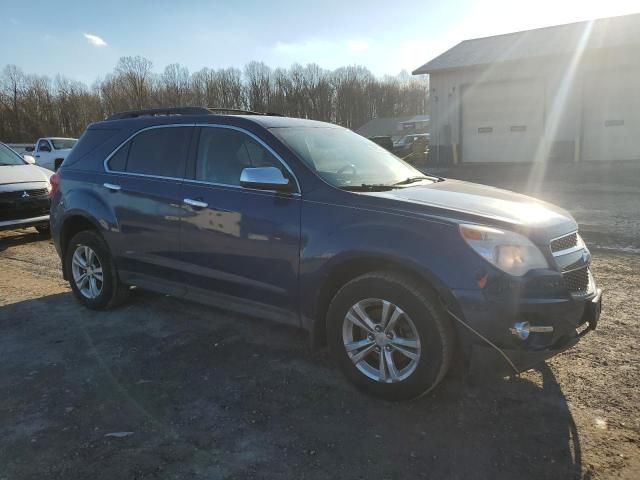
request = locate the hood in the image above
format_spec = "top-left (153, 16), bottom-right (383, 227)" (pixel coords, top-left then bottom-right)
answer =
top-left (0, 164), bottom-right (52, 186)
top-left (366, 179), bottom-right (577, 239)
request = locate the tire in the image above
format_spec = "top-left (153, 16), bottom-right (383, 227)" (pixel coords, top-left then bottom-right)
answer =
top-left (327, 271), bottom-right (455, 400)
top-left (64, 230), bottom-right (129, 310)
top-left (35, 224), bottom-right (50, 236)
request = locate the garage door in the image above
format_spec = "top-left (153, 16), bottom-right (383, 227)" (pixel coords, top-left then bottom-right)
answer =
top-left (582, 70), bottom-right (640, 162)
top-left (461, 80), bottom-right (544, 163)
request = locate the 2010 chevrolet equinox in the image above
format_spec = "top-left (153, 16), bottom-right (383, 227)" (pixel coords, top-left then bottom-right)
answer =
top-left (50, 107), bottom-right (602, 400)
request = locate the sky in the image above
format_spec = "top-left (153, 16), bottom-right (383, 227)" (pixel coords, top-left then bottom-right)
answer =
top-left (2, 0), bottom-right (639, 83)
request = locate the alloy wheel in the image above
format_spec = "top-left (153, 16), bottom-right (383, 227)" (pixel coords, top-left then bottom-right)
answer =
top-left (342, 298), bottom-right (421, 383)
top-left (71, 245), bottom-right (104, 299)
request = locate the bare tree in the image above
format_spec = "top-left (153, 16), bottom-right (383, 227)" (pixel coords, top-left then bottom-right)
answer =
top-left (114, 56), bottom-right (154, 109)
top-left (158, 63), bottom-right (191, 107)
top-left (0, 57), bottom-right (429, 143)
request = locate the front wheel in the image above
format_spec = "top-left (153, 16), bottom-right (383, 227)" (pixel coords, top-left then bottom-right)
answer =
top-left (327, 271), bottom-right (455, 400)
top-left (64, 230), bottom-right (129, 310)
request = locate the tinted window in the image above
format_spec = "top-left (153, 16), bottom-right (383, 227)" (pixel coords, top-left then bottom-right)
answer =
top-left (196, 128), bottom-right (284, 186)
top-left (108, 142), bottom-right (129, 172)
top-left (37, 140), bottom-right (51, 151)
top-left (125, 127), bottom-right (191, 177)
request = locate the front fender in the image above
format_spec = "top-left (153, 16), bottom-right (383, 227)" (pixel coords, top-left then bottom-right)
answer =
top-left (299, 200), bottom-right (484, 330)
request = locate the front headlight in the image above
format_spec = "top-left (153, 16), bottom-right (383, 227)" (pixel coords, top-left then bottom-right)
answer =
top-left (459, 224), bottom-right (549, 276)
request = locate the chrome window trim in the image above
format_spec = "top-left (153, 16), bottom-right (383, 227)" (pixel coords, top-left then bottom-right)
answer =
top-left (102, 123), bottom-right (301, 194)
top-left (182, 177), bottom-right (301, 198)
top-left (103, 124), bottom-right (193, 180)
top-left (194, 123), bottom-right (301, 193)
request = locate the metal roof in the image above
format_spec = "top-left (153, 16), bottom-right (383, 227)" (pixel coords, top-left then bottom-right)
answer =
top-left (413, 12), bottom-right (640, 74)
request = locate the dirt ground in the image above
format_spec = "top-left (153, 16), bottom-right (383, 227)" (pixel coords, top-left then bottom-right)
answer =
top-left (1, 176), bottom-right (639, 478)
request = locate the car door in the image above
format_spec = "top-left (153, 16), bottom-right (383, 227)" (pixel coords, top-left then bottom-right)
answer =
top-left (96, 125), bottom-right (194, 295)
top-left (35, 139), bottom-right (54, 170)
top-left (179, 125), bottom-right (301, 324)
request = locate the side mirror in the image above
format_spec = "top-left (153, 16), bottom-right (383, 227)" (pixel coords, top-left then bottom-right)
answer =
top-left (23, 154), bottom-right (36, 164)
top-left (25, 146), bottom-right (35, 152)
top-left (240, 167), bottom-right (292, 192)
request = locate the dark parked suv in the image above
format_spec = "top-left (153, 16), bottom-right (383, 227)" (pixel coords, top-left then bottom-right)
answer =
top-left (50, 107), bottom-right (602, 399)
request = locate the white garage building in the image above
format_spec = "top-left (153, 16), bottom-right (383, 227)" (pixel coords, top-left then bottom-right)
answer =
top-left (413, 13), bottom-right (640, 164)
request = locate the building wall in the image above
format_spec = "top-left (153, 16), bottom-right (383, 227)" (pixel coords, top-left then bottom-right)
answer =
top-left (428, 46), bottom-right (640, 163)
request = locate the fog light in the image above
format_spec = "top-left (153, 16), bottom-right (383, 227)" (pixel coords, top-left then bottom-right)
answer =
top-left (510, 321), bottom-right (530, 340)
top-left (510, 322), bottom-right (554, 340)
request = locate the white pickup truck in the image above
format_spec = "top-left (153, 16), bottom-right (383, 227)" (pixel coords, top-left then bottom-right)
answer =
top-left (26, 137), bottom-right (77, 171)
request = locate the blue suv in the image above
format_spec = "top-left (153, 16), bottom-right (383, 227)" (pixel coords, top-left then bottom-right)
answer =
top-left (50, 107), bottom-right (602, 399)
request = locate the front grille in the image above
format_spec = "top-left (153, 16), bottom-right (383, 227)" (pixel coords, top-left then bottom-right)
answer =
top-left (551, 232), bottom-right (578, 253)
top-left (563, 266), bottom-right (590, 293)
top-left (0, 188), bottom-right (50, 222)
top-left (0, 188), bottom-right (49, 200)
top-left (0, 207), bottom-right (49, 222)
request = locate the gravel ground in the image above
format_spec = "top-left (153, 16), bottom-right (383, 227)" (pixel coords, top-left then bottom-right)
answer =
top-left (1, 177), bottom-right (639, 479)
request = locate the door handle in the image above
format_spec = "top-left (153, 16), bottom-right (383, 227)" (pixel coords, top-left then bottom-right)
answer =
top-left (103, 183), bottom-right (121, 192)
top-left (184, 198), bottom-right (208, 209)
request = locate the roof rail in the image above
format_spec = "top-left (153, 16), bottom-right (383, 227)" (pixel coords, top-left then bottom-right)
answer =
top-left (207, 108), bottom-right (283, 117)
top-left (107, 106), bottom-right (285, 121)
top-left (107, 107), bottom-right (211, 121)
top-left (208, 107), bottom-right (261, 115)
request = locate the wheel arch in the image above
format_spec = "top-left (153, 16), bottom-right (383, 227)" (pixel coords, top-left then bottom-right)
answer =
top-left (310, 254), bottom-right (460, 348)
top-left (59, 213), bottom-right (102, 280)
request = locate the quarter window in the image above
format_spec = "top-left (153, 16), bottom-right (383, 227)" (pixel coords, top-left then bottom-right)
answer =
top-left (108, 143), bottom-right (129, 172)
top-left (195, 128), bottom-right (286, 186)
top-left (107, 127), bottom-right (192, 178)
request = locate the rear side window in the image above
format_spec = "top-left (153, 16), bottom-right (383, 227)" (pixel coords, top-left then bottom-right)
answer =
top-left (108, 126), bottom-right (192, 178)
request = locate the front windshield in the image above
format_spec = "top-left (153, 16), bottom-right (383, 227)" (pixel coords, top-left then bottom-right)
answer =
top-left (51, 138), bottom-right (77, 150)
top-left (0, 144), bottom-right (26, 166)
top-left (272, 126), bottom-right (427, 188)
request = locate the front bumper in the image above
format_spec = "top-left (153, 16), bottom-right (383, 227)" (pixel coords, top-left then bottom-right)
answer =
top-left (0, 214), bottom-right (50, 231)
top-left (450, 280), bottom-right (602, 378)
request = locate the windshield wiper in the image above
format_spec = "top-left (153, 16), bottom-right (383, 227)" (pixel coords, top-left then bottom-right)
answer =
top-left (340, 184), bottom-right (396, 192)
top-left (392, 175), bottom-right (439, 186)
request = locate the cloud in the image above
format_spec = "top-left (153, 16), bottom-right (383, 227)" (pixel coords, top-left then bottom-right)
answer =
top-left (84, 33), bottom-right (108, 47)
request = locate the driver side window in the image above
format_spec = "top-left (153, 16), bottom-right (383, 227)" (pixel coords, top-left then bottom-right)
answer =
top-left (38, 140), bottom-right (51, 152)
top-left (195, 127), bottom-right (286, 186)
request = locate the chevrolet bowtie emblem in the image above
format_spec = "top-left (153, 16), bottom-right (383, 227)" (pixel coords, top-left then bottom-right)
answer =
top-left (22, 191), bottom-right (29, 198)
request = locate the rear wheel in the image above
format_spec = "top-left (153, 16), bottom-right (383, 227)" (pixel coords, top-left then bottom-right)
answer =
top-left (327, 271), bottom-right (454, 400)
top-left (65, 230), bottom-right (129, 310)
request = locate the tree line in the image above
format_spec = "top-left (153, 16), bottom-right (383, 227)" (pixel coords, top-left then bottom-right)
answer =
top-left (0, 56), bottom-right (428, 143)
